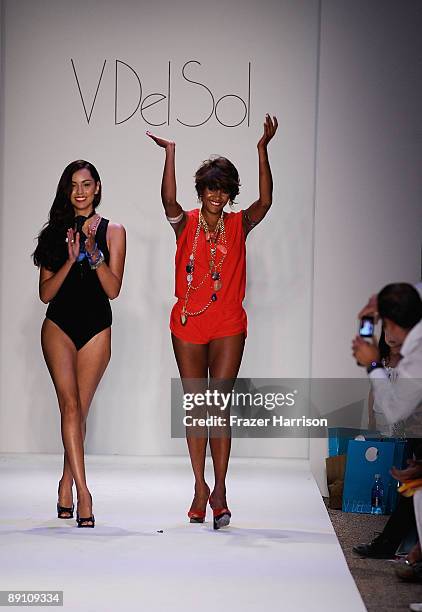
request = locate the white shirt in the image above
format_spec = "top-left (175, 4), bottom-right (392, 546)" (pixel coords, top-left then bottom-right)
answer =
top-left (370, 320), bottom-right (422, 434)
top-left (373, 364), bottom-right (403, 437)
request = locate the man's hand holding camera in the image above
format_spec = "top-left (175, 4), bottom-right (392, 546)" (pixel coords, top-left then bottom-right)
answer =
top-left (352, 294), bottom-right (381, 369)
top-left (352, 335), bottom-right (380, 368)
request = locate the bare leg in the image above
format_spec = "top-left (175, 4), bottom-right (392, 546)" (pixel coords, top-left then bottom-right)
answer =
top-left (171, 334), bottom-right (210, 514)
top-left (41, 319), bottom-right (91, 519)
top-left (59, 328), bottom-right (111, 523)
top-left (208, 333), bottom-right (245, 511)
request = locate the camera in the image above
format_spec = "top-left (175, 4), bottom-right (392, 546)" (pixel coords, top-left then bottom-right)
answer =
top-left (359, 316), bottom-right (374, 338)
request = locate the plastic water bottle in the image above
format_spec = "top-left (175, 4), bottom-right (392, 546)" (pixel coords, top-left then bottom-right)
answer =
top-left (371, 474), bottom-right (384, 515)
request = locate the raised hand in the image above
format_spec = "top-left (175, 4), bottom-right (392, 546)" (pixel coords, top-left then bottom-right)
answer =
top-left (85, 226), bottom-right (97, 256)
top-left (358, 294), bottom-right (379, 323)
top-left (351, 335), bottom-right (380, 367)
top-left (66, 228), bottom-right (80, 263)
top-left (146, 131), bottom-right (175, 149)
top-left (257, 114), bottom-right (278, 149)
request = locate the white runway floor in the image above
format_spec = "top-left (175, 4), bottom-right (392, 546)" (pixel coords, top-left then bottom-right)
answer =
top-left (0, 454), bottom-right (366, 612)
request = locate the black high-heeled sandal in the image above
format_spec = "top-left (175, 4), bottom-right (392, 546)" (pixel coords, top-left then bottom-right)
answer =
top-left (57, 482), bottom-right (74, 519)
top-left (76, 513), bottom-right (95, 528)
top-left (76, 493), bottom-right (95, 528)
top-left (57, 502), bottom-right (74, 519)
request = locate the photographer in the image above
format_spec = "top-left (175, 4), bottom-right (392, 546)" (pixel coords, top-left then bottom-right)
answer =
top-left (351, 283), bottom-right (422, 558)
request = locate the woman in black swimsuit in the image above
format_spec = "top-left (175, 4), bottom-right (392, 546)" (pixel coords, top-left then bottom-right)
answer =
top-left (33, 160), bottom-right (126, 527)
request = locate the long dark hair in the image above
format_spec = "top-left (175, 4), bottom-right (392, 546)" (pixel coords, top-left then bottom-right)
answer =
top-left (32, 160), bottom-right (102, 271)
top-left (378, 329), bottom-right (390, 361)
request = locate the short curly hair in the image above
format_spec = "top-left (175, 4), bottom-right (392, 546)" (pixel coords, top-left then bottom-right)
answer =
top-left (195, 156), bottom-right (240, 203)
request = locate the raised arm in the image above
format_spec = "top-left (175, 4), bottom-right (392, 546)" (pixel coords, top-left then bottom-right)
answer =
top-left (243, 114), bottom-right (278, 237)
top-left (147, 131), bottom-right (186, 237)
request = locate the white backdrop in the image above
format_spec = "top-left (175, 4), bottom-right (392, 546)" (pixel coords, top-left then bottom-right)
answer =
top-left (0, 0), bottom-right (320, 456)
top-left (2, 1), bottom-right (421, 477)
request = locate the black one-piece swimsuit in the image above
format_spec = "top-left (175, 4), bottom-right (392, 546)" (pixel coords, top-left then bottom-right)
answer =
top-left (46, 218), bottom-right (112, 350)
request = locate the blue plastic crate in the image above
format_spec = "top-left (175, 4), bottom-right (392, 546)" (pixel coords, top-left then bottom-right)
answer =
top-left (342, 439), bottom-right (406, 514)
top-left (328, 427), bottom-right (379, 457)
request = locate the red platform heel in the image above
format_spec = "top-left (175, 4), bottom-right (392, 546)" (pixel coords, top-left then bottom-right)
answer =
top-left (188, 509), bottom-right (206, 523)
top-left (188, 487), bottom-right (210, 523)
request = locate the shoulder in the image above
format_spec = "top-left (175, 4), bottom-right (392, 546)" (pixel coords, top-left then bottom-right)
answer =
top-left (174, 209), bottom-right (197, 241)
top-left (402, 321), bottom-right (422, 358)
top-left (182, 208), bottom-right (199, 228)
top-left (224, 209), bottom-right (244, 232)
top-left (106, 221), bottom-right (126, 236)
top-left (186, 208), bottom-right (199, 219)
top-left (105, 222), bottom-right (126, 247)
top-left (224, 210), bottom-right (242, 222)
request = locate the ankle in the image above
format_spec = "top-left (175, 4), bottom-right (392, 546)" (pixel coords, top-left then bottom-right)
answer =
top-left (210, 489), bottom-right (228, 509)
top-left (76, 487), bottom-right (91, 501)
top-left (212, 483), bottom-right (226, 496)
top-left (194, 481), bottom-right (210, 492)
top-left (59, 477), bottom-right (73, 489)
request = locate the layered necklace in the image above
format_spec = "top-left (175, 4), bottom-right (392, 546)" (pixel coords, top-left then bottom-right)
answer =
top-left (180, 211), bottom-right (228, 325)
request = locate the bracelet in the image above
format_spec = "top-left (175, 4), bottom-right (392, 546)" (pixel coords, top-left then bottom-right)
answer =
top-left (166, 212), bottom-right (184, 224)
top-left (90, 252), bottom-right (104, 270)
top-left (88, 247), bottom-right (102, 264)
top-left (86, 243), bottom-right (99, 260)
top-left (89, 250), bottom-right (104, 270)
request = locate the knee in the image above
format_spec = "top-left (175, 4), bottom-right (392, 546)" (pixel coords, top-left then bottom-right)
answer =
top-left (60, 397), bottom-right (81, 420)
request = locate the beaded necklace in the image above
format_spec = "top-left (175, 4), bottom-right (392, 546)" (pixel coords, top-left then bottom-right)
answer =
top-left (180, 211), bottom-right (228, 326)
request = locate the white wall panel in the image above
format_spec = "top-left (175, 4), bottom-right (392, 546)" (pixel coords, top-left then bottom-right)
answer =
top-left (0, 0), bottom-right (319, 457)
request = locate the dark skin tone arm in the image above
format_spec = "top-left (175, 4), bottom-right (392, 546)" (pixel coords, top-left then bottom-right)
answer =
top-left (147, 114), bottom-right (278, 239)
top-left (146, 132), bottom-right (187, 239)
top-left (243, 114), bottom-right (278, 237)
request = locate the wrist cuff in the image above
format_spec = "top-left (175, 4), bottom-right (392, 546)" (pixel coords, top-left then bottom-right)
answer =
top-left (367, 361), bottom-right (383, 374)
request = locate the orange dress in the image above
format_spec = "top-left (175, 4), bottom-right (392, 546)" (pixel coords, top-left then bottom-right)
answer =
top-left (170, 208), bottom-right (247, 344)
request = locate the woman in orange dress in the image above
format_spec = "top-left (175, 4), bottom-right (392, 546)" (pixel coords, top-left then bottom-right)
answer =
top-left (148, 115), bottom-right (278, 528)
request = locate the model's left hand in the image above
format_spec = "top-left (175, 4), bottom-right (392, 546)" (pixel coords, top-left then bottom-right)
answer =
top-left (352, 335), bottom-right (380, 367)
top-left (257, 114), bottom-right (278, 149)
top-left (85, 226), bottom-right (97, 256)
